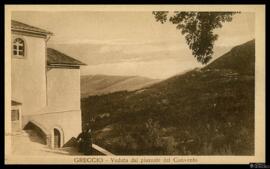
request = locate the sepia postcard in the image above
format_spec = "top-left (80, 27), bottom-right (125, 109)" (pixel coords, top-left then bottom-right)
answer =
top-left (4, 5), bottom-right (265, 164)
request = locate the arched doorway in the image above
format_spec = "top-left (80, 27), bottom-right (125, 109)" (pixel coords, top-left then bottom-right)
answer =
top-left (51, 127), bottom-right (64, 149)
top-left (24, 121), bottom-right (47, 145)
top-left (54, 128), bottom-right (61, 148)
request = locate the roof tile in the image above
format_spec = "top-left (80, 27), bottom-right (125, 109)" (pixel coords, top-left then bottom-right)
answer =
top-left (47, 48), bottom-right (86, 66)
top-left (11, 20), bottom-right (53, 35)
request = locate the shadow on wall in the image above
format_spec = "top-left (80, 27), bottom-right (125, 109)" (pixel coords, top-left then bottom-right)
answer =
top-left (24, 122), bottom-right (47, 145)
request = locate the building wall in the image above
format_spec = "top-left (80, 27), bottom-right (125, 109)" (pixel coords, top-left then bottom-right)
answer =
top-left (11, 33), bottom-right (82, 148)
top-left (47, 68), bottom-right (81, 111)
top-left (44, 68), bottom-right (82, 147)
top-left (11, 34), bottom-right (47, 116)
top-left (25, 110), bottom-right (82, 147)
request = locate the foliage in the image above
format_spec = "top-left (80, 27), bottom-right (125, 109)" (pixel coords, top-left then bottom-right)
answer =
top-left (152, 11), bottom-right (238, 64)
top-left (98, 119), bottom-right (180, 155)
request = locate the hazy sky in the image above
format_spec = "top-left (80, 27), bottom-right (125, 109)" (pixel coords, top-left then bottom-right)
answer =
top-left (12, 11), bottom-right (254, 79)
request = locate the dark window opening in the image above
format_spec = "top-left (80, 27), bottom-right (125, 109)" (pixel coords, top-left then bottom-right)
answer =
top-left (54, 129), bottom-right (61, 148)
top-left (11, 110), bottom-right (19, 121)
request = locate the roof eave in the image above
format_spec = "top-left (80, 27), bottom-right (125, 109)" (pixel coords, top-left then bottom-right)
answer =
top-left (47, 63), bottom-right (86, 69)
top-left (12, 28), bottom-right (53, 37)
top-left (48, 62), bottom-right (87, 66)
top-left (11, 100), bottom-right (22, 106)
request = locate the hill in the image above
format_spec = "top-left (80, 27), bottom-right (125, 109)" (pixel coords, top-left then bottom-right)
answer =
top-left (81, 74), bottom-right (160, 98)
top-left (81, 39), bottom-right (255, 155)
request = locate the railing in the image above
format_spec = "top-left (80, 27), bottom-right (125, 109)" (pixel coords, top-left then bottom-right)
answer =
top-left (92, 144), bottom-right (114, 156)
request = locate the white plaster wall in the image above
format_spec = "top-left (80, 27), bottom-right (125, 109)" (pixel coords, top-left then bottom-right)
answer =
top-left (26, 110), bottom-right (82, 145)
top-left (11, 33), bottom-right (82, 147)
top-left (47, 68), bottom-right (81, 111)
top-left (11, 34), bottom-right (47, 115)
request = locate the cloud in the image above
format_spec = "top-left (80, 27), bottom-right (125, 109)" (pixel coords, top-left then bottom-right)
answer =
top-left (53, 38), bottom-right (176, 45)
top-left (96, 39), bottom-right (187, 55)
top-left (59, 39), bottom-right (127, 45)
top-left (49, 36), bottom-right (231, 68)
top-left (215, 35), bottom-right (255, 47)
top-left (81, 59), bottom-right (202, 79)
top-left (50, 38), bottom-right (189, 64)
top-left (123, 43), bottom-right (186, 54)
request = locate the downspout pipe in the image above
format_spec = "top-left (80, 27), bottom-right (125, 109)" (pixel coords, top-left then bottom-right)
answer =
top-left (45, 34), bottom-right (52, 106)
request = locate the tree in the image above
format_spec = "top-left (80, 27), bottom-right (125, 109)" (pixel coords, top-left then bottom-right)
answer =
top-left (152, 11), bottom-right (238, 64)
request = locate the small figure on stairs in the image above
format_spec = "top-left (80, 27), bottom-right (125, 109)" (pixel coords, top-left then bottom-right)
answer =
top-left (76, 124), bottom-right (92, 155)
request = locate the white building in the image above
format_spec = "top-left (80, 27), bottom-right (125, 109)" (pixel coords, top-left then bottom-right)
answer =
top-left (11, 20), bottom-right (86, 148)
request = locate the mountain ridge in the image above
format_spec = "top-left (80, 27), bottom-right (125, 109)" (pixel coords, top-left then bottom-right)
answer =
top-left (81, 74), bottom-right (160, 97)
top-left (81, 39), bottom-right (255, 155)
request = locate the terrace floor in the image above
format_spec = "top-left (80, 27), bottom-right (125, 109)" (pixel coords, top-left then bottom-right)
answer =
top-left (11, 130), bottom-right (105, 156)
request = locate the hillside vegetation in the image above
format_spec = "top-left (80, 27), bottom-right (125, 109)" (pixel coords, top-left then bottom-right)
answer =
top-left (81, 40), bottom-right (255, 155)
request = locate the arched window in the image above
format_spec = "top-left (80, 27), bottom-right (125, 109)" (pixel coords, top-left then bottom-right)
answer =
top-left (13, 38), bottom-right (25, 57)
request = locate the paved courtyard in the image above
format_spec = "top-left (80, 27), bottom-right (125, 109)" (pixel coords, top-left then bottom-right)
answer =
top-left (11, 130), bottom-right (109, 156)
top-left (11, 130), bottom-right (82, 156)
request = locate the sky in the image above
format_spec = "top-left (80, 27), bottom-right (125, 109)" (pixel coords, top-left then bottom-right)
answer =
top-left (12, 11), bottom-right (254, 79)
